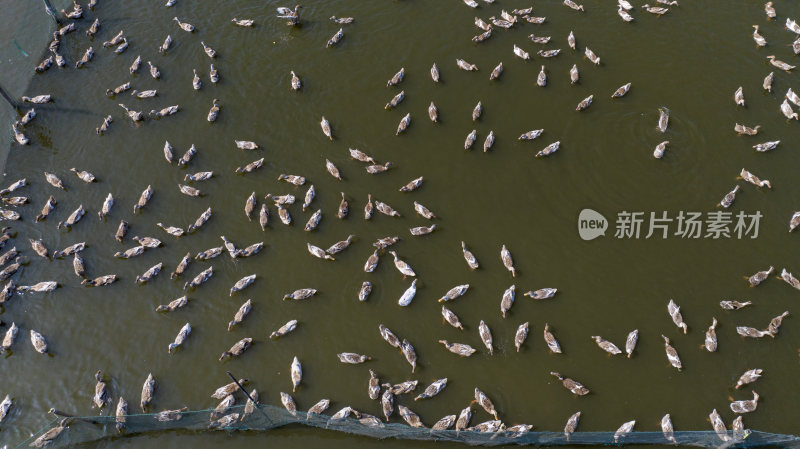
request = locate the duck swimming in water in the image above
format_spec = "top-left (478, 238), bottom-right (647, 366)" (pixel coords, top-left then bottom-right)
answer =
top-left (389, 251), bottom-right (415, 277)
top-left (551, 372), bottom-right (589, 395)
top-left (269, 320), bottom-right (298, 339)
top-left (439, 340), bottom-right (476, 357)
top-left (704, 318), bottom-right (718, 352)
top-left (718, 185), bottom-right (740, 208)
top-left (766, 311), bottom-right (789, 337)
top-left (592, 336), bottom-right (622, 355)
top-left (219, 337), bottom-right (252, 361)
top-left (753, 140), bottom-right (780, 152)
top-left (500, 245), bottom-right (516, 277)
top-left (667, 299), bottom-right (688, 333)
top-left (767, 55), bottom-right (794, 72)
top-left (661, 335), bottom-right (682, 370)
top-left (543, 323), bottom-right (562, 353)
top-left (730, 391), bottom-right (759, 414)
top-left (173, 17), bottom-right (195, 32)
top-left (478, 320), bottom-right (494, 354)
top-left (456, 59), bottom-right (478, 71)
top-left (442, 306), bottom-right (464, 330)
top-left (780, 99), bottom-right (798, 120)
top-left (720, 300), bottom-right (751, 310)
top-left (611, 82), bottom-right (632, 98)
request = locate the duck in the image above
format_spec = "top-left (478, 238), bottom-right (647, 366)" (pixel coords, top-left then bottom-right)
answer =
top-left (98, 193), bottom-right (114, 220)
top-left (304, 210), bottom-right (322, 232)
top-left (618, 7), bottom-right (634, 21)
top-left (720, 300), bottom-right (752, 310)
top-left (150, 105), bottom-right (180, 119)
top-left (592, 336), bottom-right (622, 354)
top-left (326, 234), bottom-right (354, 255)
top-left (276, 4), bottom-right (302, 25)
top-left (524, 287), bottom-right (558, 299)
top-left (500, 285), bottom-right (515, 317)
top-left (500, 244), bottom-right (516, 277)
top-left (57, 205), bottom-right (85, 230)
top-left (397, 279), bottom-right (417, 307)
top-left (129, 55), bottom-right (142, 74)
top-left (584, 47), bottom-right (600, 65)
top-left (155, 295), bottom-right (188, 313)
top-left (513, 322), bottom-right (529, 352)
top-left (366, 162), bottom-right (392, 174)
top-left (363, 250), bottom-right (379, 272)
top-left (734, 124), bottom-right (760, 136)
top-left (30, 239), bottom-right (49, 259)
top-left (439, 284), bottom-right (470, 303)
top-left (201, 41), bottom-right (216, 58)
top-left (611, 82), bottom-right (632, 98)
top-left (325, 28), bottom-right (344, 48)
top-left (386, 67), bottom-right (405, 87)
top-left (401, 339), bottom-right (418, 372)
top-left (282, 288), bottom-right (317, 300)
top-left (338, 352), bottom-right (370, 364)
top-left (563, 412), bottom-right (581, 440)
top-left (427, 101), bottom-right (439, 122)
top-left (614, 421), bottom-right (636, 443)
top-left (236, 157), bottom-right (265, 175)
top-left (184, 266), bottom-right (213, 290)
top-left (118, 103), bottom-right (144, 122)
top-left (441, 306), bottom-right (464, 330)
top-left (269, 320), bottom-right (298, 339)
top-left (135, 263), bottom-right (163, 285)
top-left (781, 99), bottom-right (798, 120)
top-left (379, 324), bottom-right (401, 348)
top-left (642, 4), bottom-right (669, 14)
top-left (736, 168), bottom-right (768, 187)
top-left (550, 372), bottom-right (589, 395)
top-left (173, 17), bottom-right (194, 32)
top-left (319, 116), bottom-right (334, 140)
top-left (439, 340), bottom-right (476, 356)
top-left (513, 45), bottom-right (530, 60)
top-left (229, 275), bottom-right (256, 296)
top-left (487, 62), bottom-right (504, 82)
top-left (667, 299), bottom-right (688, 333)
top-left (766, 310), bottom-right (789, 337)
top-left (321, 26), bottom-right (345, 47)
top-left (536, 141), bottom-right (560, 157)
top-left (735, 368), bottom-right (763, 389)
top-left (763, 72), bottom-right (774, 92)
top-left (787, 17), bottom-right (800, 33)
top-left (96, 115), bottom-right (112, 135)
top-left (718, 185), bottom-right (740, 208)
top-left (465, 129), bottom-right (478, 150)
top-left (279, 392), bottom-right (297, 417)
top-left (753, 140), bottom-right (780, 152)
top-left (624, 329), bottom-right (638, 358)
top-left (473, 388), bottom-right (499, 419)
top-left (130, 89), bottom-right (157, 99)
top-left (337, 193), bottom-right (349, 219)
top-left (358, 281), bottom-right (372, 302)
top-left (238, 242), bottom-right (263, 258)
top-left (290, 356), bottom-right (302, 392)
top-left (396, 113), bottom-right (411, 135)
top-left (330, 16), bottom-right (354, 24)
top-left (734, 86), bottom-right (745, 106)
top-left (81, 274), bottom-right (117, 287)
top-left (661, 335), bottom-right (682, 370)
top-left (72, 252), bottom-right (86, 278)
top-left (471, 101), bottom-right (483, 121)
top-left (306, 399), bottom-right (330, 421)
top-left (653, 140), bottom-right (669, 159)
top-left (543, 323), bottom-right (562, 353)
top-left (389, 251), bottom-right (415, 277)
top-left (147, 61), bottom-right (160, 79)
top-left (569, 64), bottom-right (579, 84)
top-left (113, 245), bottom-right (144, 259)
top-left (529, 34), bottom-right (551, 44)
top-left (44, 172), bottom-right (65, 190)
top-left (219, 337), bottom-right (252, 361)
top-left (455, 407), bottom-right (472, 432)
top-left (704, 318), bottom-right (718, 352)
top-left (576, 94), bottom-right (593, 111)
top-left (0, 322), bottom-right (18, 352)
top-left (29, 329), bottom-right (48, 353)
top-left (105, 82), bottom-right (131, 97)
top-left (11, 123), bottom-right (28, 145)
top-left (187, 207), bottom-right (213, 233)
top-left (158, 35), bottom-right (172, 53)
top-left (478, 320), bottom-right (494, 354)
top-left (518, 129), bottom-right (543, 141)
top-left (767, 55), bottom-right (794, 72)
top-left (17, 281), bottom-right (58, 293)
top-left (241, 390), bottom-right (258, 422)
top-left (787, 88), bottom-right (800, 107)
top-left (730, 391), bottom-right (759, 414)
top-left (563, 0), bottom-right (584, 11)
top-left (115, 397), bottom-right (128, 433)
top-left (21, 94), bottom-right (52, 104)
top-left (456, 58), bottom-right (478, 71)
top-left (538, 49), bottom-right (561, 58)
top-left (376, 200), bottom-right (401, 217)
top-left (75, 47), bottom-right (94, 68)
top-left (169, 253), bottom-right (191, 279)
top-left (209, 64), bottom-right (219, 83)
top-left (747, 266), bottom-right (773, 286)
top-left (751, 25), bottom-right (767, 47)
top-left (764, 1), bottom-right (775, 19)
top-left (737, 326), bottom-right (770, 338)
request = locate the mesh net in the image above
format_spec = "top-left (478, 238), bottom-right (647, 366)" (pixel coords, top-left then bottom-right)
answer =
top-left (11, 404), bottom-right (800, 448)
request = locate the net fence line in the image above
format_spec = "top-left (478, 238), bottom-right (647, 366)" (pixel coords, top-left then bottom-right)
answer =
top-left (11, 404), bottom-right (800, 448)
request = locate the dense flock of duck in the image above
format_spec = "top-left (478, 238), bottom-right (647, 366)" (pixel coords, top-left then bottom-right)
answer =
top-left (1, 0), bottom-right (799, 447)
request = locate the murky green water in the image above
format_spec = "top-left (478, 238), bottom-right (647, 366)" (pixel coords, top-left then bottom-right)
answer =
top-left (2, 0), bottom-right (800, 447)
